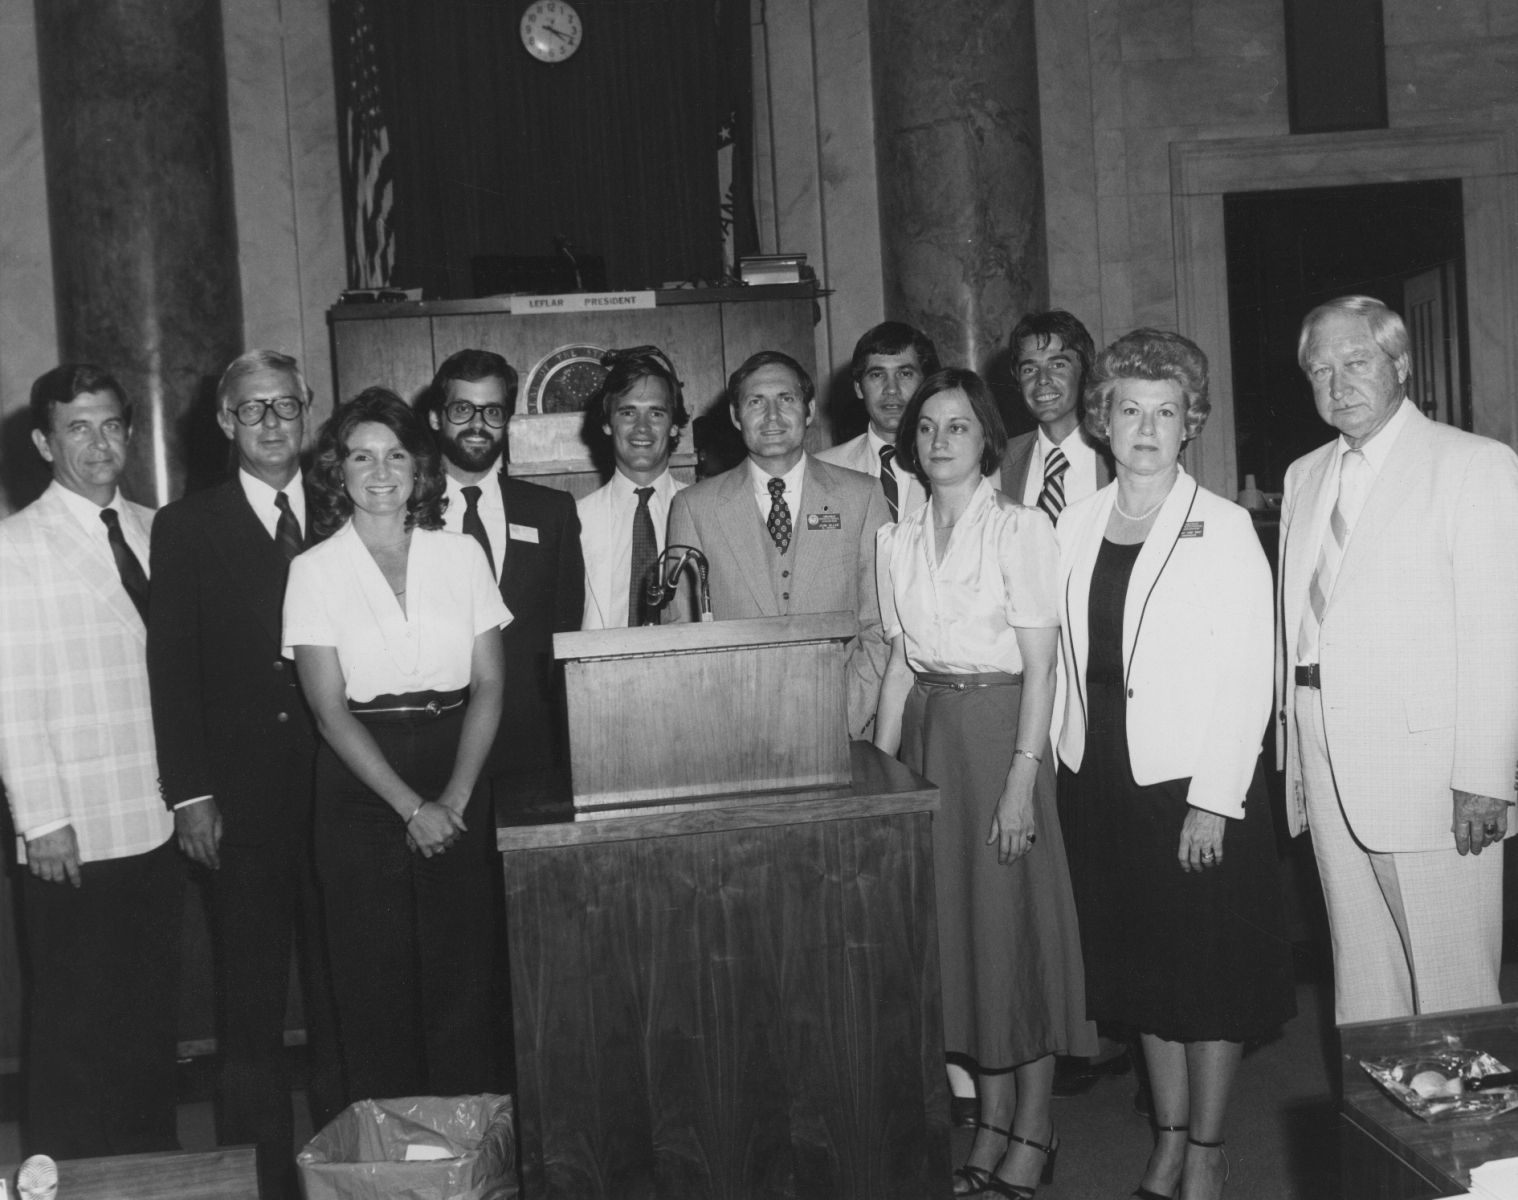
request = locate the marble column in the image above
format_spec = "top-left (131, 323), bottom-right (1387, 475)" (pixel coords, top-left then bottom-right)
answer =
top-left (870, 0), bottom-right (1047, 394)
top-left (35, 0), bottom-right (243, 506)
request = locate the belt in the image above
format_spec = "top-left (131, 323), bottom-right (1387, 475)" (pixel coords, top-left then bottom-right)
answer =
top-left (914, 671), bottom-right (1022, 691)
top-left (348, 687), bottom-right (468, 724)
top-left (1294, 664), bottom-right (1321, 689)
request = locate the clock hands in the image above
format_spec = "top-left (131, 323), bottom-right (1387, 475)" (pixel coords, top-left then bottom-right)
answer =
top-left (544, 22), bottom-right (573, 40)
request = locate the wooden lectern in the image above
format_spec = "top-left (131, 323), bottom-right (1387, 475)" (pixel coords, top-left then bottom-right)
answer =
top-left (497, 614), bottom-right (952, 1199)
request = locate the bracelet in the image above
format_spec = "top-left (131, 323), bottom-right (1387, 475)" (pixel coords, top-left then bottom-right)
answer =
top-left (1014, 749), bottom-right (1041, 765)
top-left (405, 801), bottom-right (424, 824)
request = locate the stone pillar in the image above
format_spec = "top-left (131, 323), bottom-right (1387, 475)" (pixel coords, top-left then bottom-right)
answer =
top-left (35, 0), bottom-right (243, 506)
top-left (870, 0), bottom-right (1046, 401)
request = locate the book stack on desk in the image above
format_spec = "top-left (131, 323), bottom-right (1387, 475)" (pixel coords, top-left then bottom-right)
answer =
top-left (739, 254), bottom-right (806, 285)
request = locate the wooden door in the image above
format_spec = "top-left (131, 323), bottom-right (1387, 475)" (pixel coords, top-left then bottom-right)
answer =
top-left (1403, 263), bottom-right (1467, 429)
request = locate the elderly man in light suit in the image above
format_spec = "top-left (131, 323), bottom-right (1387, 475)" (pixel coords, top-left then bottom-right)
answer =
top-left (1277, 295), bottom-right (1518, 1024)
top-left (667, 350), bottom-right (890, 738)
top-left (0, 365), bottom-right (182, 1157)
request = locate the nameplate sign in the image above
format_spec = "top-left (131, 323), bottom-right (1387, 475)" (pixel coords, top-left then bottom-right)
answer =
top-left (510, 291), bottom-right (656, 315)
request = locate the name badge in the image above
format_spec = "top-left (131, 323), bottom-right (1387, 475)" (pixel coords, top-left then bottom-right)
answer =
top-left (806, 513), bottom-right (842, 531)
top-left (1179, 521), bottom-right (1204, 539)
top-left (509, 523), bottom-right (539, 543)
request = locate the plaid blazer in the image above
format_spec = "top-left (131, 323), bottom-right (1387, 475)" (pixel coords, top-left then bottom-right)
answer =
top-left (0, 483), bottom-right (174, 863)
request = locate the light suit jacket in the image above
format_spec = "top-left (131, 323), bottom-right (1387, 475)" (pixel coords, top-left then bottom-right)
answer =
top-left (666, 455), bottom-right (891, 737)
top-left (1057, 471), bottom-right (1273, 819)
top-left (1275, 405), bottom-right (1518, 850)
top-left (0, 483), bottom-right (174, 863)
top-left (815, 431), bottom-right (927, 516)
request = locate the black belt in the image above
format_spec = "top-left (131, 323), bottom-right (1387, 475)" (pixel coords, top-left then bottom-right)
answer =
top-left (1294, 664), bottom-right (1321, 689)
top-left (914, 671), bottom-right (1022, 691)
top-left (348, 687), bottom-right (468, 724)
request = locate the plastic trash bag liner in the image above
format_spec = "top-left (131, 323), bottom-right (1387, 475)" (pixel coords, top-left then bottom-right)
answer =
top-left (298, 1093), bottom-right (516, 1200)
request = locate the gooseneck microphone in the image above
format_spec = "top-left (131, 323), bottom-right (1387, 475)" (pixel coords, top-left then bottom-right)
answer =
top-left (644, 545), bottom-right (713, 622)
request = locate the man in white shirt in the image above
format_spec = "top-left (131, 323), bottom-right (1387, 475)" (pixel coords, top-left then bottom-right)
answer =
top-left (1277, 295), bottom-right (1518, 1023)
top-left (578, 346), bottom-right (690, 629)
top-left (816, 321), bottom-right (940, 520)
top-left (146, 350), bottom-right (344, 1200)
top-left (999, 311), bottom-right (1112, 519)
top-left (0, 365), bottom-right (181, 1157)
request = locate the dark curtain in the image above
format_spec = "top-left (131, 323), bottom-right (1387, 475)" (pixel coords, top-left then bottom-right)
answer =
top-left (333, 0), bottom-right (756, 297)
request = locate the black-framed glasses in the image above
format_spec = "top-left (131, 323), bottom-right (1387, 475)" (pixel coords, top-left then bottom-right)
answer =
top-left (232, 397), bottom-right (305, 426)
top-left (444, 401), bottom-right (508, 428)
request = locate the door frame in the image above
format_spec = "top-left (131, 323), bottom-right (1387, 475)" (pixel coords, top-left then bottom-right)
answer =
top-left (1170, 122), bottom-right (1518, 497)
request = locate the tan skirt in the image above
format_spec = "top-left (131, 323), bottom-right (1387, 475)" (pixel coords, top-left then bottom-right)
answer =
top-left (902, 675), bottom-right (1097, 1069)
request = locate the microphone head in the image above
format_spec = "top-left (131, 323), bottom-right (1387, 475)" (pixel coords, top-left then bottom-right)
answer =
top-left (18, 1155), bottom-right (58, 1200)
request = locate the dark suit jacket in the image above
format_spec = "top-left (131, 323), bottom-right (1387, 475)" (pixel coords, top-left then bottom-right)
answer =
top-left (999, 428), bottom-right (1113, 503)
top-left (492, 471), bottom-right (585, 782)
top-left (146, 478), bottom-right (316, 846)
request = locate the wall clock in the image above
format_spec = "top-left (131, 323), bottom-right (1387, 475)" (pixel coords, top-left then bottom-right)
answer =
top-left (522, 344), bottom-right (607, 414)
top-left (520, 1), bottom-right (583, 63)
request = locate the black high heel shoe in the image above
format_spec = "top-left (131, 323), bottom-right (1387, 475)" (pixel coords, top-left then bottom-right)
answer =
top-left (1132, 1124), bottom-right (1188, 1200)
top-left (954, 1121), bottom-right (1011, 1196)
top-left (980, 1129), bottom-right (1059, 1200)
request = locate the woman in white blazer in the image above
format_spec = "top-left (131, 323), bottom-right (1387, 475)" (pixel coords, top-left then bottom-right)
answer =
top-left (1055, 331), bottom-right (1292, 1200)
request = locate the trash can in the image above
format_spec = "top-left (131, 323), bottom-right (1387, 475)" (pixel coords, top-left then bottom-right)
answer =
top-left (298, 1094), bottom-right (517, 1200)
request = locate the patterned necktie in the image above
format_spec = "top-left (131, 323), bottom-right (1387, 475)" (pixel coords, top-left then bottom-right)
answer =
top-left (878, 444), bottom-right (901, 522)
top-left (1037, 446), bottom-right (1069, 522)
top-left (461, 485), bottom-right (496, 578)
top-left (1297, 448), bottom-right (1371, 664)
top-left (273, 491), bottom-right (304, 562)
top-left (628, 486), bottom-right (658, 626)
top-left (100, 508), bottom-right (149, 622)
top-left (766, 476), bottom-right (792, 554)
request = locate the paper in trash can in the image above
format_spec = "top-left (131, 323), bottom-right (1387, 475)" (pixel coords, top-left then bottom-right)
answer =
top-left (298, 1094), bottom-right (516, 1200)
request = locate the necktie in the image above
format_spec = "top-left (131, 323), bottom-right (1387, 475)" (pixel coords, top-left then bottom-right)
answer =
top-left (100, 508), bottom-right (150, 622)
top-left (461, 485), bottom-right (496, 578)
top-left (878, 444), bottom-right (901, 522)
top-left (1037, 446), bottom-right (1069, 522)
top-left (766, 476), bottom-right (792, 554)
top-left (273, 491), bottom-right (304, 562)
top-left (1297, 448), bottom-right (1371, 664)
top-left (628, 486), bottom-right (658, 626)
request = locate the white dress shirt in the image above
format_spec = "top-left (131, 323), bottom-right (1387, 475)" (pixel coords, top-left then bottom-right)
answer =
top-left (441, 470), bottom-right (506, 584)
top-left (54, 483), bottom-right (152, 572)
top-left (283, 523), bottom-right (511, 701)
top-left (748, 455), bottom-right (806, 525)
top-left (238, 468), bottom-right (307, 540)
top-left (1021, 426), bottom-right (1101, 511)
top-left (878, 476), bottom-right (1060, 676)
top-left (577, 467), bottom-right (687, 630)
top-left (867, 427), bottom-right (918, 495)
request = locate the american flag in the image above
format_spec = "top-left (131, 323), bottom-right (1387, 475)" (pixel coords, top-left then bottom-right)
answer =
top-left (341, 0), bottom-right (394, 289)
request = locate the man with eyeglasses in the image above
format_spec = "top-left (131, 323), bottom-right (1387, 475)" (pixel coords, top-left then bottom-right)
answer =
top-left (145, 350), bottom-right (345, 1200)
top-left (426, 349), bottom-right (584, 813)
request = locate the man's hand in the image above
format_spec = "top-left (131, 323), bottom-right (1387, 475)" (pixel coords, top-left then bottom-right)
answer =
top-left (1453, 791), bottom-right (1510, 856)
top-left (176, 800), bottom-right (223, 870)
top-left (26, 825), bottom-right (82, 887)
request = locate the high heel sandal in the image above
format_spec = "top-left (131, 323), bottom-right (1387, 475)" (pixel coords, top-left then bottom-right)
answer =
top-left (953, 1121), bottom-right (1011, 1196)
top-left (979, 1129), bottom-right (1059, 1200)
top-left (1132, 1124), bottom-right (1188, 1200)
top-left (1186, 1136), bottom-right (1229, 1194)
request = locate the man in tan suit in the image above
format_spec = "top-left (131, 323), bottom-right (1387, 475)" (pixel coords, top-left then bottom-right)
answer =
top-left (668, 350), bottom-right (890, 738)
top-left (1277, 295), bottom-right (1518, 1024)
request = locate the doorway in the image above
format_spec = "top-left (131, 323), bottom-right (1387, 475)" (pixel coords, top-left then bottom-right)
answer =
top-left (1223, 179), bottom-right (1470, 493)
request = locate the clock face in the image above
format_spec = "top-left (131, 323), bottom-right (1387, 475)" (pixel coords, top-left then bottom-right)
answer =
top-left (520, 1), bottom-right (582, 63)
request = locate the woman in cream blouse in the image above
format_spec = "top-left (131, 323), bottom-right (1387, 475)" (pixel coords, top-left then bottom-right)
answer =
top-left (874, 369), bottom-right (1094, 1200)
top-left (284, 387), bottom-right (509, 1103)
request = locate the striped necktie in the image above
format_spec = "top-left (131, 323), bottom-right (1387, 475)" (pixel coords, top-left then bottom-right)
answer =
top-left (1037, 447), bottom-right (1069, 522)
top-left (1297, 448), bottom-right (1371, 664)
top-left (878, 444), bottom-right (900, 522)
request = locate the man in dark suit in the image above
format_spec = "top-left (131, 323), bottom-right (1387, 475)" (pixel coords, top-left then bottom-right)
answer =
top-left (425, 349), bottom-right (584, 810)
top-left (999, 310), bottom-right (1112, 519)
top-left (147, 350), bottom-right (345, 1200)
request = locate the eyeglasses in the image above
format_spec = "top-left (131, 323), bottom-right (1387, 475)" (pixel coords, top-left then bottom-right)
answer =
top-left (232, 397), bottom-right (304, 426)
top-left (444, 401), bottom-right (508, 428)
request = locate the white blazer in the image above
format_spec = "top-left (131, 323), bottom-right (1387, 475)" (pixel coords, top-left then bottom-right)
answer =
top-left (0, 483), bottom-right (174, 863)
top-left (1057, 471), bottom-right (1273, 819)
top-left (1275, 405), bottom-right (1518, 850)
top-left (815, 431), bottom-right (928, 516)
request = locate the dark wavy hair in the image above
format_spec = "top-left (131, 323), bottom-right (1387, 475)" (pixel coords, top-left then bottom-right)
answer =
top-left (894, 368), bottom-right (1007, 485)
top-left (31, 363), bottom-right (130, 433)
top-left (594, 345), bottom-right (691, 441)
top-left (849, 321), bottom-right (941, 388)
top-left (1009, 310), bottom-right (1096, 408)
top-left (309, 387), bottom-right (446, 537)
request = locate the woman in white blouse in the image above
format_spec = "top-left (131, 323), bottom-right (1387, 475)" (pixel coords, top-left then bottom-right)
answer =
top-left (874, 369), bottom-right (1095, 1200)
top-left (284, 387), bottom-right (509, 1103)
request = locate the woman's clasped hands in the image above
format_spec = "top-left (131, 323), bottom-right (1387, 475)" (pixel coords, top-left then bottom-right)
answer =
top-left (405, 796), bottom-right (469, 857)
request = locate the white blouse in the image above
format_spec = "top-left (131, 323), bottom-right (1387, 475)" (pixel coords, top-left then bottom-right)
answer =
top-left (283, 522), bottom-right (512, 702)
top-left (877, 475), bottom-right (1060, 676)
